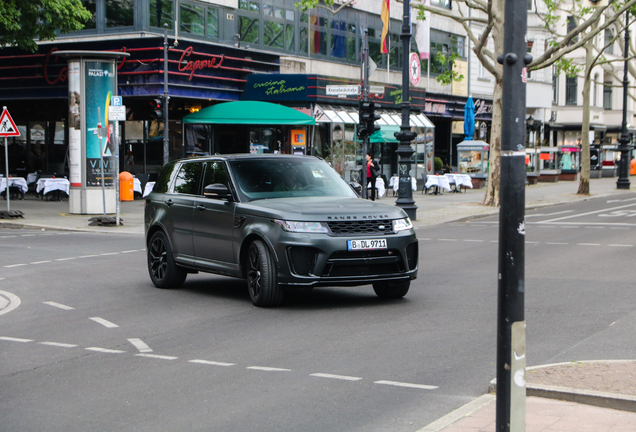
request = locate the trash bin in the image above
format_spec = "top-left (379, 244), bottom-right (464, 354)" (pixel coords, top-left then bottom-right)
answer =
top-left (631, 158), bottom-right (636, 176)
top-left (119, 171), bottom-right (134, 201)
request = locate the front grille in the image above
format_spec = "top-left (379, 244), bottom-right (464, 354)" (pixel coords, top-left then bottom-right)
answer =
top-left (321, 249), bottom-right (404, 277)
top-left (326, 263), bottom-right (400, 277)
top-left (327, 219), bottom-right (392, 236)
top-left (406, 242), bottom-right (419, 271)
top-left (288, 246), bottom-right (318, 276)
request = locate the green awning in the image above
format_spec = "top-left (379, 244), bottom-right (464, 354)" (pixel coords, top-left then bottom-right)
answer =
top-left (369, 125), bottom-right (400, 143)
top-left (182, 101), bottom-right (315, 125)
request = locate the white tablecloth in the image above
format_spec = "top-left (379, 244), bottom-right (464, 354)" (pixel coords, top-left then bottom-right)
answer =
top-left (0, 177), bottom-right (28, 194)
top-left (27, 173), bottom-right (38, 184)
top-left (390, 176), bottom-right (417, 192)
top-left (425, 175), bottom-right (452, 192)
top-left (445, 174), bottom-right (473, 189)
top-left (143, 182), bottom-right (156, 198)
top-left (36, 178), bottom-right (70, 196)
top-left (367, 177), bottom-right (386, 197)
top-left (133, 177), bottom-right (142, 194)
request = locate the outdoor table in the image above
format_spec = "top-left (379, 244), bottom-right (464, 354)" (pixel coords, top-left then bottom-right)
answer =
top-left (444, 173), bottom-right (473, 193)
top-left (367, 177), bottom-right (386, 198)
top-left (143, 181), bottom-right (155, 198)
top-left (425, 174), bottom-right (451, 195)
top-left (36, 178), bottom-right (70, 200)
top-left (389, 176), bottom-right (417, 195)
top-left (133, 177), bottom-right (142, 195)
top-left (0, 177), bottom-right (28, 199)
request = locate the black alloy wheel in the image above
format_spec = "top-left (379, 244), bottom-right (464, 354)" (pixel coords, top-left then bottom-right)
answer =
top-left (247, 240), bottom-right (283, 307)
top-left (147, 231), bottom-right (187, 289)
top-left (372, 280), bottom-right (410, 299)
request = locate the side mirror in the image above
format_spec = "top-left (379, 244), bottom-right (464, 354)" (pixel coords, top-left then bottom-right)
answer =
top-left (349, 181), bottom-right (361, 197)
top-left (204, 183), bottom-right (232, 200)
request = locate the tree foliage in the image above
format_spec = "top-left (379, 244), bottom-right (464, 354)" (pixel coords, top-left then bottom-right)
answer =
top-left (0, 0), bottom-right (92, 52)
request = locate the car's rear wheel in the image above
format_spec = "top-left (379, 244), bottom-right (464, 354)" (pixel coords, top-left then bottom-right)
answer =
top-left (247, 240), bottom-right (284, 307)
top-left (147, 231), bottom-right (187, 289)
top-left (372, 280), bottom-right (410, 299)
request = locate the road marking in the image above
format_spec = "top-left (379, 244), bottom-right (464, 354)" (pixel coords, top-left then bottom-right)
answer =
top-left (585, 226), bottom-right (605, 229)
top-left (0, 336), bottom-right (32, 342)
top-left (0, 235), bottom-right (17, 238)
top-left (526, 241), bottom-right (540, 244)
top-left (54, 257), bottom-right (77, 261)
top-left (128, 338), bottom-right (153, 353)
top-left (540, 202), bottom-right (636, 223)
top-left (577, 243), bottom-right (601, 246)
top-left (30, 260), bottom-right (52, 265)
top-left (135, 353), bottom-right (178, 360)
top-left (374, 380), bottom-right (438, 390)
top-left (463, 239), bottom-right (484, 242)
top-left (85, 347), bottom-right (126, 354)
top-left (608, 244), bottom-right (633, 247)
top-left (4, 263), bottom-right (27, 268)
top-left (438, 239), bottom-right (458, 242)
top-left (526, 210), bottom-right (574, 218)
top-left (100, 252), bottom-right (119, 256)
top-left (89, 317), bottom-right (119, 328)
top-left (40, 342), bottom-right (78, 348)
top-left (43, 301), bottom-right (74, 310)
top-left (607, 197), bottom-right (636, 203)
top-left (310, 373), bottom-right (362, 381)
top-left (121, 250), bottom-right (139, 253)
top-left (247, 366), bottom-right (292, 372)
top-left (546, 242), bottom-right (568, 245)
top-left (489, 240), bottom-right (498, 243)
top-left (0, 291), bottom-right (21, 316)
top-left (189, 359), bottom-right (235, 367)
top-left (77, 255), bottom-right (99, 259)
top-left (20, 234), bottom-right (36, 237)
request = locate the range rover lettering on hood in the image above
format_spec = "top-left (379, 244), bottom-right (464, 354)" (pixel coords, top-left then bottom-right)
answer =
top-left (327, 215), bottom-right (390, 220)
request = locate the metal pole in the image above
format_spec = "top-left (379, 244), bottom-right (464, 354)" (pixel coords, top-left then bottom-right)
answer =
top-left (4, 136), bottom-right (9, 212)
top-left (114, 121), bottom-right (120, 226)
top-left (496, 0), bottom-right (528, 428)
top-left (163, 23), bottom-right (170, 166)
top-left (616, 10), bottom-right (631, 190)
top-left (361, 29), bottom-right (369, 199)
top-left (394, 0), bottom-right (417, 220)
top-left (97, 107), bottom-right (107, 218)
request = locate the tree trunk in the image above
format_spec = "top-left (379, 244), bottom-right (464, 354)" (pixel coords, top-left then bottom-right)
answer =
top-left (482, 77), bottom-right (503, 206)
top-left (578, 21), bottom-right (598, 196)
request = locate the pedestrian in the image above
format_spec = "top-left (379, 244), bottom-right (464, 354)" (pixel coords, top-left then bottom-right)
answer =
top-left (366, 152), bottom-right (379, 201)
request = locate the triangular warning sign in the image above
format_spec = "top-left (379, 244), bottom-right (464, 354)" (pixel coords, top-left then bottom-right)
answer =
top-left (0, 108), bottom-right (20, 137)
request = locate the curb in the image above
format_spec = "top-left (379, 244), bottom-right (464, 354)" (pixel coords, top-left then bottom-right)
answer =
top-left (416, 394), bottom-right (495, 432)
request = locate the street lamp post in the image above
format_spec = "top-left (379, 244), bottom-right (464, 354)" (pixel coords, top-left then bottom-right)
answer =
top-left (163, 23), bottom-right (170, 166)
top-left (616, 10), bottom-right (631, 190)
top-left (394, 0), bottom-right (417, 220)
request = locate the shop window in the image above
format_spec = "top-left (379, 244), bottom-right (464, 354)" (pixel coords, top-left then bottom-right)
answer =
top-left (180, 3), bottom-right (205, 35)
top-left (239, 16), bottom-right (259, 44)
top-left (604, 29), bottom-right (613, 54)
top-left (593, 73), bottom-right (599, 106)
top-left (604, 81), bottom-right (612, 109)
top-left (566, 16), bottom-right (577, 45)
top-left (429, 29), bottom-right (466, 77)
top-left (565, 76), bottom-right (577, 105)
top-left (207, 9), bottom-right (219, 39)
top-left (150, 0), bottom-right (174, 29)
top-left (286, 24), bottom-right (295, 51)
top-left (265, 21), bottom-right (284, 49)
top-left (80, 0), bottom-right (97, 30)
top-left (106, 0), bottom-right (134, 28)
top-left (552, 67), bottom-right (559, 104)
top-left (430, 0), bottom-right (451, 9)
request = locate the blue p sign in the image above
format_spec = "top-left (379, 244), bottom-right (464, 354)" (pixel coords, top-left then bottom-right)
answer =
top-left (111, 96), bottom-right (123, 107)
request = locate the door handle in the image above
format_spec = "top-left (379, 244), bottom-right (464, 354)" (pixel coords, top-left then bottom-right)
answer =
top-left (165, 199), bottom-right (174, 206)
top-left (196, 205), bottom-right (206, 211)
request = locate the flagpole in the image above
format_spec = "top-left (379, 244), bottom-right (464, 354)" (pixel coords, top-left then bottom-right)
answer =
top-left (387, 35), bottom-right (390, 83)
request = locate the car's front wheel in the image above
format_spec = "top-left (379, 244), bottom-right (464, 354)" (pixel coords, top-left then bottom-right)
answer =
top-left (372, 280), bottom-right (410, 299)
top-left (147, 231), bottom-right (187, 289)
top-left (247, 240), bottom-right (284, 307)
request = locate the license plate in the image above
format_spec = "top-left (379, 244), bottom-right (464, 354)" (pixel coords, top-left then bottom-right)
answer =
top-left (347, 238), bottom-right (387, 251)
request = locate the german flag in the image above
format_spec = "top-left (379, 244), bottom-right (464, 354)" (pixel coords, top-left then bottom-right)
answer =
top-left (381, 0), bottom-right (390, 54)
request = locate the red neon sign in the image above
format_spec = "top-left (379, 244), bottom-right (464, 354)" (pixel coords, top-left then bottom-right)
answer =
top-left (178, 46), bottom-right (224, 81)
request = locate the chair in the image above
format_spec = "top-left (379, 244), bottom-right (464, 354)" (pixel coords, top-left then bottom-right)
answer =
top-left (136, 173), bottom-right (150, 198)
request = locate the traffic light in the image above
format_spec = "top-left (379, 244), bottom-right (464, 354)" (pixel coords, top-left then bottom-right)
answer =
top-left (358, 101), bottom-right (381, 140)
top-left (150, 98), bottom-right (163, 121)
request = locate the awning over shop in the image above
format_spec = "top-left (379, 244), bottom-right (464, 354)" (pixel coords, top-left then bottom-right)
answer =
top-left (183, 101), bottom-right (315, 125)
top-left (370, 126), bottom-right (400, 143)
top-left (313, 104), bottom-right (434, 128)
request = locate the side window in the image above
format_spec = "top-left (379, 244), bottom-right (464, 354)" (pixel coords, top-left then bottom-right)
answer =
top-left (173, 162), bottom-right (203, 194)
top-left (202, 161), bottom-right (230, 190)
top-left (154, 162), bottom-right (178, 193)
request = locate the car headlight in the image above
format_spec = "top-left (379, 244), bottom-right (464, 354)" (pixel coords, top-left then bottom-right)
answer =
top-left (392, 217), bottom-right (413, 232)
top-left (274, 220), bottom-right (331, 234)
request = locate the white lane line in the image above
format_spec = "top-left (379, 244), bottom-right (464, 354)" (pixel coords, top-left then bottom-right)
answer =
top-left (30, 260), bottom-right (52, 265)
top-left (611, 227), bottom-right (631, 230)
top-left (463, 239), bottom-right (485, 242)
top-left (546, 242), bottom-right (568, 245)
top-left (526, 241), bottom-right (540, 244)
top-left (585, 226), bottom-right (605, 229)
top-left (128, 338), bottom-right (153, 353)
top-left (39, 342), bottom-right (78, 348)
top-left (100, 252), bottom-right (119, 256)
top-left (54, 257), bottom-right (77, 261)
top-left (526, 210), bottom-right (574, 218)
top-left (121, 250), bottom-right (139, 254)
top-left (0, 336), bottom-right (33, 342)
top-left (374, 380), bottom-right (438, 390)
top-left (77, 255), bottom-right (99, 259)
top-left (135, 353), bottom-right (178, 360)
top-left (20, 234), bottom-right (36, 237)
top-left (310, 373), bottom-right (362, 381)
top-left (247, 366), bottom-right (292, 372)
top-left (0, 291), bottom-right (21, 316)
top-left (43, 301), bottom-right (75, 310)
top-left (4, 263), bottom-right (27, 268)
top-left (438, 239), bottom-right (458, 242)
top-left (189, 359), bottom-right (235, 367)
top-left (85, 347), bottom-right (126, 354)
top-left (540, 202), bottom-right (636, 223)
top-left (608, 244), bottom-right (634, 247)
top-left (577, 243), bottom-right (601, 246)
top-left (489, 240), bottom-right (498, 243)
top-left (0, 235), bottom-right (17, 238)
top-left (89, 317), bottom-right (119, 328)
top-left (0, 278), bottom-right (4, 280)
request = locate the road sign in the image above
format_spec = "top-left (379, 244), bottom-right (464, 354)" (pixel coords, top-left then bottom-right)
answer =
top-left (0, 108), bottom-right (20, 137)
top-left (326, 85), bottom-right (360, 96)
top-left (109, 105), bottom-right (126, 121)
top-left (409, 52), bottom-right (421, 87)
top-left (111, 96), bottom-right (123, 107)
top-left (369, 86), bottom-right (385, 94)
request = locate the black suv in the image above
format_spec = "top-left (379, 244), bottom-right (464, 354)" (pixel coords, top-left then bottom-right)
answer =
top-left (144, 154), bottom-right (418, 307)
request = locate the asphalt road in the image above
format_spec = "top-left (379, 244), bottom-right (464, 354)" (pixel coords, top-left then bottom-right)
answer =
top-left (1, 194), bottom-right (635, 431)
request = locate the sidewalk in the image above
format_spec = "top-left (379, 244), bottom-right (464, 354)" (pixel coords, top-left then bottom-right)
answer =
top-left (2, 177), bottom-right (636, 432)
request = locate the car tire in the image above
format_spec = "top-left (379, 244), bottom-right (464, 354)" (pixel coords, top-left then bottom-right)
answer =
top-left (372, 280), bottom-right (410, 299)
top-left (147, 231), bottom-right (187, 289)
top-left (247, 240), bottom-right (284, 307)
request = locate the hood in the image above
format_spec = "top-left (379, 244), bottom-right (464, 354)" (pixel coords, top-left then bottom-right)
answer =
top-left (237, 197), bottom-right (409, 221)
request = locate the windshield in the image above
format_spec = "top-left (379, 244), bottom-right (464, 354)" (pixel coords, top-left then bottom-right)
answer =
top-left (229, 157), bottom-right (357, 201)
